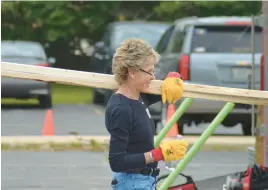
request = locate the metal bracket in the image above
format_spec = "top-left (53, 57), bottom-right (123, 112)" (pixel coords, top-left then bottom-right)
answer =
top-left (248, 146), bottom-right (256, 166)
top-left (254, 124), bottom-right (266, 136)
top-left (253, 15), bottom-right (264, 27)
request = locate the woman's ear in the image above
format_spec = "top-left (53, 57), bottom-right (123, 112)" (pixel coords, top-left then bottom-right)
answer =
top-left (128, 68), bottom-right (136, 79)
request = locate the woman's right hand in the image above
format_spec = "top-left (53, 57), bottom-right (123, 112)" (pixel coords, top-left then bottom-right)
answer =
top-left (151, 139), bottom-right (189, 162)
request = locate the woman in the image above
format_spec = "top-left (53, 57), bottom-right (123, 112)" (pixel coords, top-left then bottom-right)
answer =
top-left (105, 38), bottom-right (188, 190)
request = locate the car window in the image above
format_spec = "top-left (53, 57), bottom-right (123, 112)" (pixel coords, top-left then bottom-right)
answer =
top-left (156, 25), bottom-right (175, 54)
top-left (190, 25), bottom-right (262, 53)
top-left (110, 23), bottom-right (169, 50)
top-left (171, 28), bottom-right (187, 53)
top-left (102, 26), bottom-right (111, 46)
top-left (1, 42), bottom-right (46, 59)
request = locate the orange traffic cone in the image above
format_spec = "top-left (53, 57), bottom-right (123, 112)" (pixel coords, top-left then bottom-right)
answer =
top-left (166, 104), bottom-right (179, 137)
top-left (42, 109), bottom-right (55, 136)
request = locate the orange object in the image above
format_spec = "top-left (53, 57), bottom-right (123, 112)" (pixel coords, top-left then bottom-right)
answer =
top-left (166, 104), bottom-right (179, 137)
top-left (42, 109), bottom-right (55, 136)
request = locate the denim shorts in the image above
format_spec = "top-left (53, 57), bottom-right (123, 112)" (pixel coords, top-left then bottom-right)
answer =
top-left (111, 172), bottom-right (157, 190)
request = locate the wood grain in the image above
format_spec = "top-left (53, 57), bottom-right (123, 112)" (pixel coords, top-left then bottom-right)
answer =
top-left (2, 62), bottom-right (268, 106)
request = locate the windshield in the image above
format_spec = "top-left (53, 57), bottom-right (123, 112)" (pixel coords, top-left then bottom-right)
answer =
top-left (111, 23), bottom-right (169, 50)
top-left (191, 25), bottom-right (262, 53)
top-left (1, 42), bottom-right (46, 59)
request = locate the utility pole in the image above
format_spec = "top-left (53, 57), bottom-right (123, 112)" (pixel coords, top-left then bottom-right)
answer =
top-left (263, 0), bottom-right (268, 167)
top-left (249, 0), bottom-right (268, 167)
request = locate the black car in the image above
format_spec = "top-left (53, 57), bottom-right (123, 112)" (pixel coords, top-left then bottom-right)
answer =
top-left (90, 21), bottom-right (170, 105)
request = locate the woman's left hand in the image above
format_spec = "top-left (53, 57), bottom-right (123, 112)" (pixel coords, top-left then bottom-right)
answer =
top-left (161, 72), bottom-right (184, 104)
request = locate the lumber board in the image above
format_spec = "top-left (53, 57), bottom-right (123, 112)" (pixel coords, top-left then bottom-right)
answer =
top-left (2, 62), bottom-right (268, 106)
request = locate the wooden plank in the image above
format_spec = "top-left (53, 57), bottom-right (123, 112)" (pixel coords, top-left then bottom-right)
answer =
top-left (2, 62), bottom-right (268, 106)
top-left (263, 0), bottom-right (268, 167)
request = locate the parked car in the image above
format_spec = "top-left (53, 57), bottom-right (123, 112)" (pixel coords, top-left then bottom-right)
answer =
top-left (149, 16), bottom-right (262, 136)
top-left (1, 40), bottom-right (56, 108)
top-left (90, 21), bottom-right (170, 105)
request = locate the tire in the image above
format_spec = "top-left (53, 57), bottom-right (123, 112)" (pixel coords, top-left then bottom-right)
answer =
top-left (241, 115), bottom-right (258, 136)
top-left (38, 94), bottom-right (52, 109)
top-left (92, 89), bottom-right (104, 105)
top-left (177, 119), bottom-right (184, 135)
top-left (242, 123), bottom-right (252, 136)
top-left (104, 90), bottom-right (114, 106)
top-left (242, 118), bottom-right (257, 136)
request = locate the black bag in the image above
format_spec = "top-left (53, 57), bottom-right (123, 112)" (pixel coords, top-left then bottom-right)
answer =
top-left (248, 164), bottom-right (268, 190)
top-left (156, 173), bottom-right (198, 190)
top-left (224, 164), bottom-right (268, 190)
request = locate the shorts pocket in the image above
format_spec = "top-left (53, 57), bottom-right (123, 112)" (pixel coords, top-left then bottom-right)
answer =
top-left (132, 174), bottom-right (155, 190)
top-left (111, 175), bottom-right (126, 190)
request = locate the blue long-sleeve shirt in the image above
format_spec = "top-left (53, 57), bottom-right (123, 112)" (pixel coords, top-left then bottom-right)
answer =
top-left (105, 93), bottom-right (161, 172)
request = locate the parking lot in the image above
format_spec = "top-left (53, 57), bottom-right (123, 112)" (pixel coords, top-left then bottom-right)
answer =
top-left (2, 1), bottom-right (268, 189)
top-left (1, 104), bottom-right (108, 136)
top-left (1, 104), bottom-right (243, 136)
top-left (1, 103), bottom-right (248, 189)
top-left (2, 151), bottom-right (249, 190)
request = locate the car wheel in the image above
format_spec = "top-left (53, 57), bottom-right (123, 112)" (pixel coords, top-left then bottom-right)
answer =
top-left (158, 118), bottom-right (184, 135)
top-left (38, 94), bottom-right (52, 109)
top-left (242, 119), bottom-right (256, 136)
top-left (92, 89), bottom-right (104, 105)
top-left (177, 119), bottom-right (184, 135)
top-left (104, 90), bottom-right (114, 105)
top-left (241, 114), bottom-right (258, 136)
top-left (242, 123), bottom-right (252, 136)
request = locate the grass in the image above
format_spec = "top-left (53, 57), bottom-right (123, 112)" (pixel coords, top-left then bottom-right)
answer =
top-left (51, 83), bottom-right (92, 104)
top-left (1, 83), bottom-right (93, 105)
top-left (1, 140), bottom-right (109, 152)
top-left (1, 140), bottom-right (250, 152)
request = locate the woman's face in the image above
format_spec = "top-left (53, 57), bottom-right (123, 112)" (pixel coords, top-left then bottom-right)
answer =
top-left (133, 57), bottom-right (156, 92)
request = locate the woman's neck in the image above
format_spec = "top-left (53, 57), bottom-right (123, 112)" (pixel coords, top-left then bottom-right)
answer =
top-left (117, 83), bottom-right (140, 100)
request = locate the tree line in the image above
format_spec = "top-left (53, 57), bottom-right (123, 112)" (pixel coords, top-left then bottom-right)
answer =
top-left (1, 1), bottom-right (262, 71)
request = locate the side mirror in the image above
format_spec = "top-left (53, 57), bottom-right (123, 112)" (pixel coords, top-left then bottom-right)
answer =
top-left (47, 57), bottom-right (56, 65)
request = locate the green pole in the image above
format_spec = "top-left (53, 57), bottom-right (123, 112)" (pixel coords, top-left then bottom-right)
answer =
top-left (154, 98), bottom-right (193, 148)
top-left (158, 102), bottom-right (235, 190)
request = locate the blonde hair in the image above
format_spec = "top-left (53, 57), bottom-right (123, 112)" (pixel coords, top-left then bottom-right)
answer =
top-left (112, 38), bottom-right (160, 85)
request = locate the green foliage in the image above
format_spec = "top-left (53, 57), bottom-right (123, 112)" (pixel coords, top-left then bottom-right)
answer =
top-left (2, 1), bottom-right (121, 43)
top-left (1, 83), bottom-right (92, 105)
top-left (154, 1), bottom-right (262, 21)
top-left (1, 1), bottom-right (262, 44)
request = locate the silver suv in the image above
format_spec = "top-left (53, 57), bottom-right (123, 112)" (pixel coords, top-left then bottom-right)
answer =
top-left (149, 16), bottom-right (262, 136)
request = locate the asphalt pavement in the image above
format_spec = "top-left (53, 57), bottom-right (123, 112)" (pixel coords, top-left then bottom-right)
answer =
top-left (1, 104), bottom-right (243, 136)
top-left (1, 104), bottom-right (248, 190)
top-left (1, 104), bottom-right (109, 136)
top-left (2, 151), bottom-right (249, 190)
